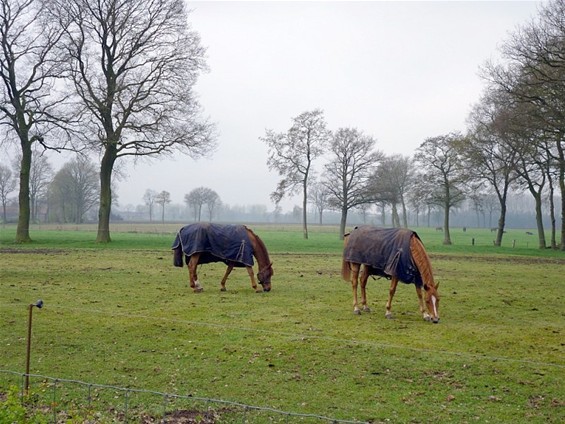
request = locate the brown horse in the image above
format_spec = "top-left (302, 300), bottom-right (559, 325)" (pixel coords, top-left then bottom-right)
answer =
top-left (172, 223), bottom-right (274, 293)
top-left (341, 226), bottom-right (440, 323)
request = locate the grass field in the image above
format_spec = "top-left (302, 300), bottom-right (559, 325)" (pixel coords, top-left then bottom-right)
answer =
top-left (0, 223), bottom-right (564, 423)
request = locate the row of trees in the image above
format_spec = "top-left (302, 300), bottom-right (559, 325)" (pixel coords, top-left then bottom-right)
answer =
top-left (262, 6), bottom-right (564, 249)
top-left (140, 187), bottom-right (221, 223)
top-left (0, 0), bottom-right (215, 243)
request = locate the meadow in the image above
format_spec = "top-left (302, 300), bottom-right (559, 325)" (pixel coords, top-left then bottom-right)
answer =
top-left (0, 224), bottom-right (564, 423)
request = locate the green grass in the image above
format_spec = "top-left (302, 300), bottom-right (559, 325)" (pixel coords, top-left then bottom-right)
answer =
top-left (0, 224), bottom-right (564, 422)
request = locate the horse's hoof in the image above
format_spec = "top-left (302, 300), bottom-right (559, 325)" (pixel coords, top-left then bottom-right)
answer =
top-left (385, 313), bottom-right (394, 319)
top-left (423, 315), bottom-right (432, 322)
top-left (363, 307), bottom-right (371, 313)
top-left (255, 289), bottom-right (263, 293)
top-left (220, 287), bottom-right (227, 292)
top-left (354, 309), bottom-right (361, 315)
top-left (193, 287), bottom-right (203, 293)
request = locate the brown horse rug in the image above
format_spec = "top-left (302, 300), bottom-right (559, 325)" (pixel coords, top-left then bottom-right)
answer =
top-left (344, 226), bottom-right (424, 287)
top-left (172, 223), bottom-right (254, 268)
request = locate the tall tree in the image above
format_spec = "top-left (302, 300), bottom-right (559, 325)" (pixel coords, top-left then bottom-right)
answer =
top-left (463, 89), bottom-right (521, 246)
top-left (483, 0), bottom-right (565, 249)
top-left (414, 133), bottom-right (467, 245)
top-left (0, 0), bottom-right (70, 242)
top-left (155, 190), bottom-right (171, 224)
top-left (50, 0), bottom-right (215, 242)
top-left (143, 189), bottom-right (158, 222)
top-left (323, 128), bottom-right (382, 239)
top-left (262, 109), bottom-right (330, 239)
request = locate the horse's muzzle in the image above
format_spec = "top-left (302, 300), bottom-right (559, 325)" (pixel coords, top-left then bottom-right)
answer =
top-left (261, 283), bottom-right (271, 292)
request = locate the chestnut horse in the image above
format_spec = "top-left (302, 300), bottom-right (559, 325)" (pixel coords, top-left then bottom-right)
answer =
top-left (172, 223), bottom-right (273, 293)
top-left (341, 226), bottom-right (440, 323)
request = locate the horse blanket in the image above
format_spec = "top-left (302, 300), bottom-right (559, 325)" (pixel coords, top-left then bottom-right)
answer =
top-left (344, 226), bottom-right (423, 287)
top-left (172, 223), bottom-right (254, 268)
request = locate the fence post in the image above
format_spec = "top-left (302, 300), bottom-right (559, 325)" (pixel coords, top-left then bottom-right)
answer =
top-left (25, 300), bottom-right (43, 395)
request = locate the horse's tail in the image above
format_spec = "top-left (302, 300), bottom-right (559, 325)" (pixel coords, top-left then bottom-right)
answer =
top-left (341, 233), bottom-right (351, 282)
top-left (410, 235), bottom-right (435, 288)
top-left (173, 246), bottom-right (184, 267)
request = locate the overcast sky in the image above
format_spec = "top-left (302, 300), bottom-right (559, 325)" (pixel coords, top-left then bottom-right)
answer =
top-left (24, 1), bottom-right (549, 211)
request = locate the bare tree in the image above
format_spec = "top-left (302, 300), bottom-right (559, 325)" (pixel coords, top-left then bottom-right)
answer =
top-left (204, 189), bottom-right (221, 221)
top-left (184, 187), bottom-right (220, 222)
top-left (154, 191), bottom-right (171, 224)
top-left (49, 155), bottom-right (99, 223)
top-left (262, 109), bottom-right (330, 239)
top-left (370, 154), bottom-right (414, 228)
top-left (463, 88), bottom-right (521, 246)
top-left (414, 133), bottom-right (467, 245)
top-left (483, 0), bottom-right (565, 249)
top-left (49, 0), bottom-right (216, 242)
top-left (323, 128), bottom-right (382, 239)
top-left (0, 0), bottom-right (70, 242)
top-left (0, 163), bottom-right (16, 223)
top-left (308, 181), bottom-right (330, 225)
top-left (143, 189), bottom-right (158, 222)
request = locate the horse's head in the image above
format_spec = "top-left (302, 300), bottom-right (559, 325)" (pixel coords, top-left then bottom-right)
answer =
top-left (257, 263), bottom-right (274, 292)
top-left (423, 282), bottom-right (440, 323)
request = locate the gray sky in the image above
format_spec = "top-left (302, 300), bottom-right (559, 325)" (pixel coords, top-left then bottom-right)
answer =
top-left (56, 1), bottom-right (548, 211)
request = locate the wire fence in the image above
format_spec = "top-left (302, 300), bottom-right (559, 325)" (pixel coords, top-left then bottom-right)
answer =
top-left (0, 370), bottom-right (368, 424)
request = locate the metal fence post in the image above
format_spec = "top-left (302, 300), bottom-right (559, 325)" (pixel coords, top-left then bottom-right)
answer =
top-left (25, 299), bottom-right (43, 395)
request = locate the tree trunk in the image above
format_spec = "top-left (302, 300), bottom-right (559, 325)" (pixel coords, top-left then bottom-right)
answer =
top-left (495, 202), bottom-right (507, 247)
top-left (339, 206), bottom-right (348, 240)
top-left (96, 147), bottom-right (116, 243)
top-left (15, 140), bottom-right (32, 243)
top-left (443, 202), bottom-right (452, 245)
top-left (302, 182), bottom-right (308, 240)
top-left (401, 197), bottom-right (408, 228)
top-left (532, 192), bottom-right (546, 249)
top-left (554, 133), bottom-right (564, 250)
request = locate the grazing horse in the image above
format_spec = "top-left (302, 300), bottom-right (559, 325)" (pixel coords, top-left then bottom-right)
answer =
top-left (341, 226), bottom-right (440, 323)
top-left (172, 223), bottom-right (274, 293)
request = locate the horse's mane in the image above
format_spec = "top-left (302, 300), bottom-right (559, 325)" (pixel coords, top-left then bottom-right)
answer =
top-left (245, 227), bottom-right (272, 273)
top-left (341, 233), bottom-right (351, 282)
top-left (410, 235), bottom-right (435, 289)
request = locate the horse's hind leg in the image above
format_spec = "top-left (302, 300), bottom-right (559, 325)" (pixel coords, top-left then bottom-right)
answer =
top-left (359, 265), bottom-right (371, 313)
top-left (385, 277), bottom-right (399, 319)
top-left (349, 263), bottom-right (361, 314)
top-left (187, 255), bottom-right (203, 292)
top-left (220, 264), bottom-right (234, 291)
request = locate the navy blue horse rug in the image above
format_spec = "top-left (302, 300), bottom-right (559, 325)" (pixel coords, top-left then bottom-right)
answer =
top-left (172, 223), bottom-right (254, 268)
top-left (343, 226), bottom-right (424, 287)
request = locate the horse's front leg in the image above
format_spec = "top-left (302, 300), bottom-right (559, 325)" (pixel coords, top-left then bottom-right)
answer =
top-left (245, 266), bottom-right (261, 292)
top-left (359, 265), bottom-right (371, 313)
top-left (415, 286), bottom-right (431, 321)
top-left (385, 277), bottom-right (399, 319)
top-left (220, 264), bottom-right (234, 291)
top-left (350, 263), bottom-right (361, 314)
top-left (187, 254), bottom-right (203, 292)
